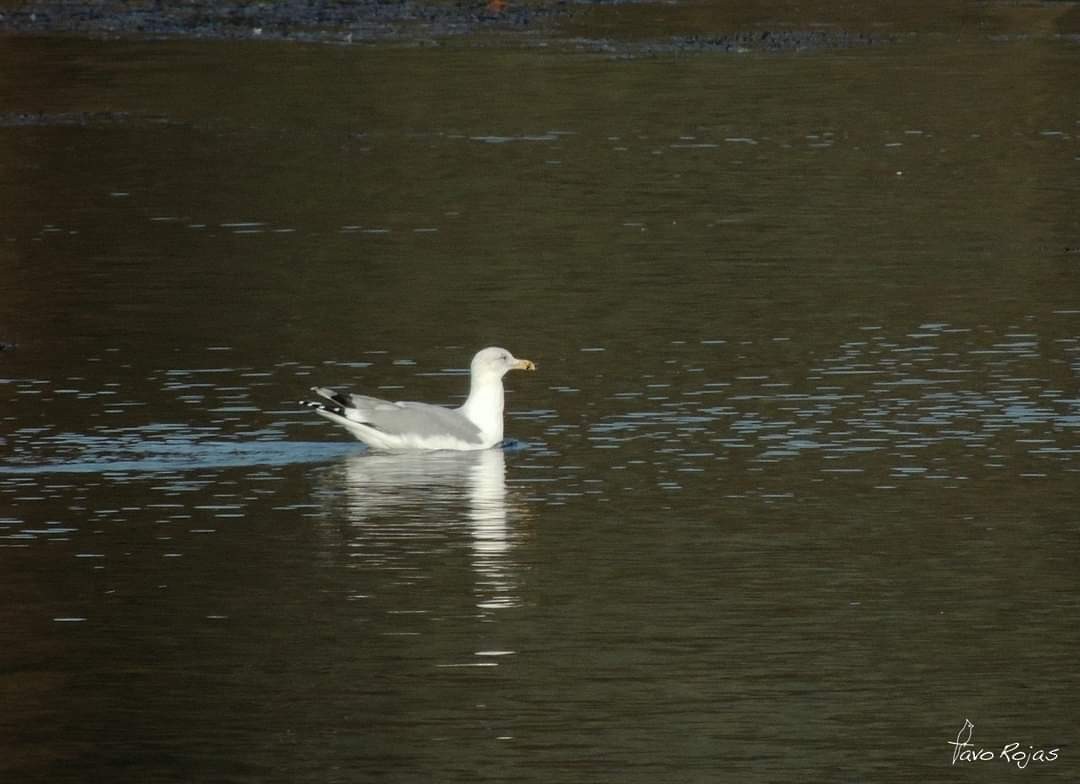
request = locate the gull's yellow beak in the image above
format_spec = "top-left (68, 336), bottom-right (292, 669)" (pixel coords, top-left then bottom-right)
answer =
top-left (514, 358), bottom-right (536, 371)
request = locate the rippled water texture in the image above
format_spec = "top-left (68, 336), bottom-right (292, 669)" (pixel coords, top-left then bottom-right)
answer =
top-left (1, 25), bottom-right (1078, 784)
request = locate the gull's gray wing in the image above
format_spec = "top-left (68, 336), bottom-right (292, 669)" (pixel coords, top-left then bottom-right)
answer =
top-left (311, 388), bottom-right (483, 445)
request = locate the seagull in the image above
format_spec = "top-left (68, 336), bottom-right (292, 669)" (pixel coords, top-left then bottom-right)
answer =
top-left (300, 347), bottom-right (536, 451)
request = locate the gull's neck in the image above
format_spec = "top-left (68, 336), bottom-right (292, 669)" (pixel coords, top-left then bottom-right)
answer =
top-left (460, 371), bottom-right (505, 447)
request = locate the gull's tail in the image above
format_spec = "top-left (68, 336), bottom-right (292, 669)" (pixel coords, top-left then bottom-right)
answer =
top-left (299, 387), bottom-right (351, 417)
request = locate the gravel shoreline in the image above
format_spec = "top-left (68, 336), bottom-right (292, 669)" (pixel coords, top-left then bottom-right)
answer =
top-left (0, 0), bottom-right (562, 42)
top-left (0, 1), bottom-right (1076, 51)
top-left (0, 0), bottom-right (900, 51)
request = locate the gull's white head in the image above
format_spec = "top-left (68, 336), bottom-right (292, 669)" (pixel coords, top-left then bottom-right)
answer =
top-left (470, 346), bottom-right (536, 380)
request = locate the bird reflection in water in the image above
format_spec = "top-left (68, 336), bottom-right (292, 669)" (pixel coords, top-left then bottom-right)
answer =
top-left (317, 448), bottom-right (523, 612)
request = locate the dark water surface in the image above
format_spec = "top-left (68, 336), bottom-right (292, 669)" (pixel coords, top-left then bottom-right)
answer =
top-left (1, 31), bottom-right (1078, 782)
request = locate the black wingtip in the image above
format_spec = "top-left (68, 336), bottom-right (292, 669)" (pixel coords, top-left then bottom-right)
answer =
top-left (300, 399), bottom-right (346, 417)
top-left (310, 386), bottom-right (354, 410)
